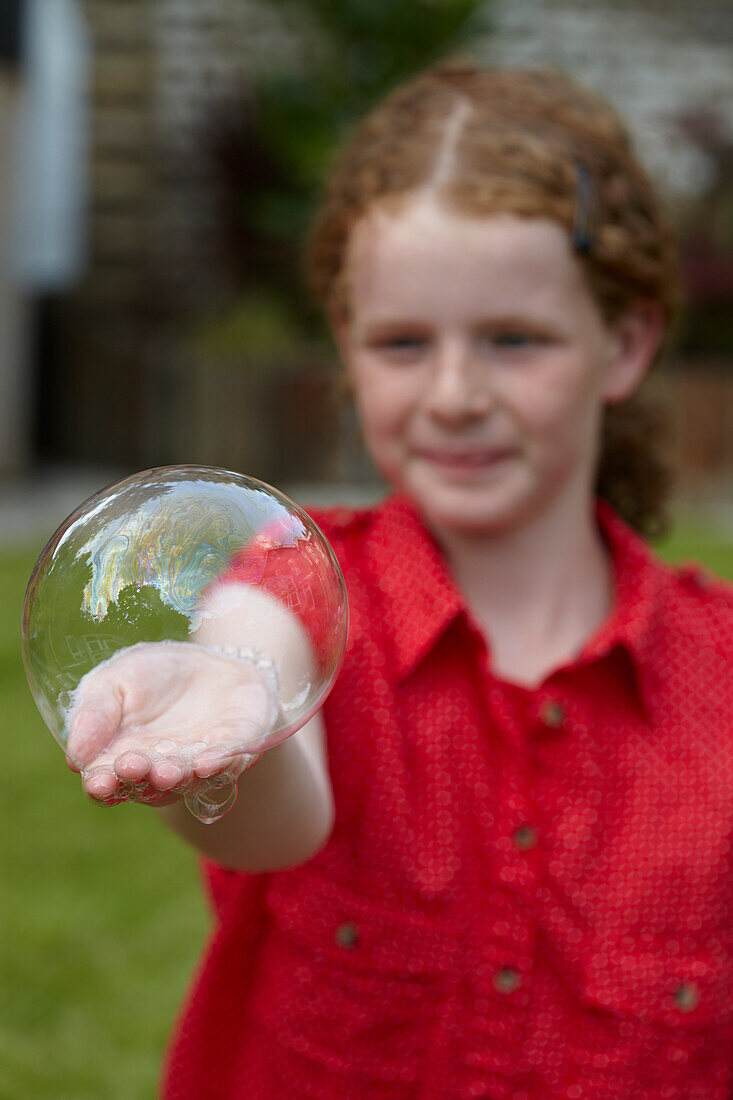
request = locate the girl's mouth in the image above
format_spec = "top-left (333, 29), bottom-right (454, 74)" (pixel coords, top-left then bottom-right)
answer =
top-left (416, 447), bottom-right (516, 469)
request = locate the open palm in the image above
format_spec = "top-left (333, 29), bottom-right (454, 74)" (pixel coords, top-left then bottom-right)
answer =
top-left (66, 641), bottom-right (278, 805)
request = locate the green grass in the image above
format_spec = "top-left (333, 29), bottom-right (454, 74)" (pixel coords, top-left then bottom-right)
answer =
top-left (2, 550), bottom-right (208, 1100)
top-left (1, 519), bottom-right (731, 1099)
top-left (656, 521), bottom-right (733, 582)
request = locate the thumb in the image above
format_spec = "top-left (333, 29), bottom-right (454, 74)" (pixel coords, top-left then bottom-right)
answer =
top-left (66, 689), bottom-right (123, 767)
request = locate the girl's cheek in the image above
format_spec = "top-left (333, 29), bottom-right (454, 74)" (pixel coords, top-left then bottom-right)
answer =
top-left (355, 392), bottom-right (400, 436)
top-left (355, 375), bottom-right (415, 426)
top-left (506, 356), bottom-right (600, 429)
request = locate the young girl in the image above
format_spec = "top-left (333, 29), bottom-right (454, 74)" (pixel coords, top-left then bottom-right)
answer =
top-left (67, 62), bottom-right (733, 1099)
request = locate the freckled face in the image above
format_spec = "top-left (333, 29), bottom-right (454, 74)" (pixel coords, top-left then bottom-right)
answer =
top-left (334, 196), bottom-right (633, 537)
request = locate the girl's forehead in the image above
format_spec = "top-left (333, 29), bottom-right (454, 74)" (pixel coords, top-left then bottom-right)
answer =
top-left (345, 197), bottom-right (588, 321)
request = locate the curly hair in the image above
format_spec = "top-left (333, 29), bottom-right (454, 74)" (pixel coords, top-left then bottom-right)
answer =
top-left (305, 61), bottom-right (682, 537)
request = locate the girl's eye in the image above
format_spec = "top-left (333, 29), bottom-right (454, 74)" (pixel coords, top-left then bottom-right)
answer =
top-left (490, 332), bottom-right (537, 348)
top-left (380, 337), bottom-right (426, 352)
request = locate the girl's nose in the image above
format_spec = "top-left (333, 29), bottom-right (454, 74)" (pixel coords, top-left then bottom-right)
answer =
top-left (423, 339), bottom-right (492, 421)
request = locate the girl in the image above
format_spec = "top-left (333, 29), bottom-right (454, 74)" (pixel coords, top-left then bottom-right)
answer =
top-left (68, 62), bottom-right (733, 1099)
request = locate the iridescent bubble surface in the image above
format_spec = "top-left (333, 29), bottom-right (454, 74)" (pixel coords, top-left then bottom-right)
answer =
top-left (21, 465), bottom-right (349, 822)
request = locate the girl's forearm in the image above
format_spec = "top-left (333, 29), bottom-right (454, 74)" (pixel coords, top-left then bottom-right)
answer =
top-left (154, 711), bottom-right (334, 871)
top-left (155, 580), bottom-right (336, 870)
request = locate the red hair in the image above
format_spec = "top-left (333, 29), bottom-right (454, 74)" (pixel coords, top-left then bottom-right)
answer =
top-left (306, 62), bottom-right (682, 536)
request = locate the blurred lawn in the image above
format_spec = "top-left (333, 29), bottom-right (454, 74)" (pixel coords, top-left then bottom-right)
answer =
top-left (2, 521), bottom-right (732, 1099)
top-left (2, 548), bottom-right (208, 1100)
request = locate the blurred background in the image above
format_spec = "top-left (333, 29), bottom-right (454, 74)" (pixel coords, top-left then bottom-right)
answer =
top-left (0, 0), bottom-right (732, 523)
top-left (1, 1), bottom-right (732, 1097)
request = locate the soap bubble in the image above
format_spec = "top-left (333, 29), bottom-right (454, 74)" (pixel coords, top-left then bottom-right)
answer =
top-left (21, 465), bottom-right (348, 823)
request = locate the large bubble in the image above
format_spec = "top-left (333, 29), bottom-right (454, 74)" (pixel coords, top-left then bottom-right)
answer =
top-left (21, 465), bottom-right (348, 823)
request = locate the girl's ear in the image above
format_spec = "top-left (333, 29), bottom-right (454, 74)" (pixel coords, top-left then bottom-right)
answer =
top-left (601, 300), bottom-right (665, 404)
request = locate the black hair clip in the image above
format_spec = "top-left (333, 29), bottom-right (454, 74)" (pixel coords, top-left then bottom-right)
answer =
top-left (571, 162), bottom-right (598, 256)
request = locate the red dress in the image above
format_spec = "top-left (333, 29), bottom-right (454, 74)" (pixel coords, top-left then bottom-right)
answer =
top-left (161, 495), bottom-right (733, 1100)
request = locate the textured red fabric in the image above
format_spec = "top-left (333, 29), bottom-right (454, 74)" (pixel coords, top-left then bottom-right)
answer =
top-left (161, 494), bottom-right (733, 1100)
top-left (218, 510), bottom-right (342, 678)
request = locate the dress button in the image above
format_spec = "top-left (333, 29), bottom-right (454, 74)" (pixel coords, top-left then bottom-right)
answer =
top-left (335, 922), bottom-right (359, 948)
top-left (673, 981), bottom-right (699, 1012)
top-left (493, 967), bottom-right (521, 994)
top-left (540, 701), bottom-right (565, 729)
top-left (513, 824), bottom-right (538, 851)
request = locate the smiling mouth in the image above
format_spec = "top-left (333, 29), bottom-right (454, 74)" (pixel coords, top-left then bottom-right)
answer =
top-left (416, 448), bottom-right (515, 468)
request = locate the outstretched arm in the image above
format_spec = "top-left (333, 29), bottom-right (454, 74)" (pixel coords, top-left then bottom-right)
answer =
top-left (67, 582), bottom-right (336, 871)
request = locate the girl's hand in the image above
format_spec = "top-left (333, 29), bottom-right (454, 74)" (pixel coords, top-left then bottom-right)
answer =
top-left (65, 641), bottom-right (278, 807)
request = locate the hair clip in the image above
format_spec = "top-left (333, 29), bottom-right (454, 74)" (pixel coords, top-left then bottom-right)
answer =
top-left (571, 162), bottom-right (598, 255)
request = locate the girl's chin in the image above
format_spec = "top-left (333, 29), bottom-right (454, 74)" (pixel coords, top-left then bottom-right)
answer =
top-left (407, 480), bottom-right (531, 536)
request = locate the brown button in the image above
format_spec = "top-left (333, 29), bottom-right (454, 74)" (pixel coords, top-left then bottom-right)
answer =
top-left (513, 824), bottom-right (538, 851)
top-left (335, 921), bottom-right (359, 948)
top-left (493, 967), bottom-right (521, 994)
top-left (540, 701), bottom-right (565, 729)
top-left (673, 981), bottom-right (700, 1012)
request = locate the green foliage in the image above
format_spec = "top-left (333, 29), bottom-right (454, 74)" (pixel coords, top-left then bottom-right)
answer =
top-left (102, 584), bottom-right (190, 644)
top-left (192, 290), bottom-right (305, 362)
top-left (25, 548), bottom-right (190, 745)
top-left (205, 0), bottom-right (490, 341)
top-left (261, 0), bottom-right (488, 160)
top-left (656, 520), bottom-right (733, 580)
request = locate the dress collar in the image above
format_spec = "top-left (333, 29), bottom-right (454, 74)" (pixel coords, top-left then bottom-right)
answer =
top-left (579, 498), bottom-right (666, 719)
top-left (366, 493), bottom-right (665, 718)
top-left (366, 494), bottom-right (464, 683)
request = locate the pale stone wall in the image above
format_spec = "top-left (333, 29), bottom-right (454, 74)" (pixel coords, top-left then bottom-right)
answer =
top-left (52, 0), bottom-right (733, 484)
top-left (76, 0), bottom-right (733, 327)
top-left (81, 0), bottom-right (152, 311)
top-left (0, 71), bottom-right (30, 475)
top-left (473, 0), bottom-right (733, 203)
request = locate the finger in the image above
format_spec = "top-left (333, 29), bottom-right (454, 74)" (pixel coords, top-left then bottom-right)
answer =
top-left (65, 755), bottom-right (81, 774)
top-left (147, 757), bottom-right (188, 791)
top-left (67, 691), bottom-right (123, 766)
top-left (193, 755), bottom-right (228, 780)
top-left (193, 746), bottom-right (261, 781)
top-left (82, 766), bottom-right (122, 801)
top-left (193, 739), bottom-right (242, 779)
top-left (113, 750), bottom-right (152, 783)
